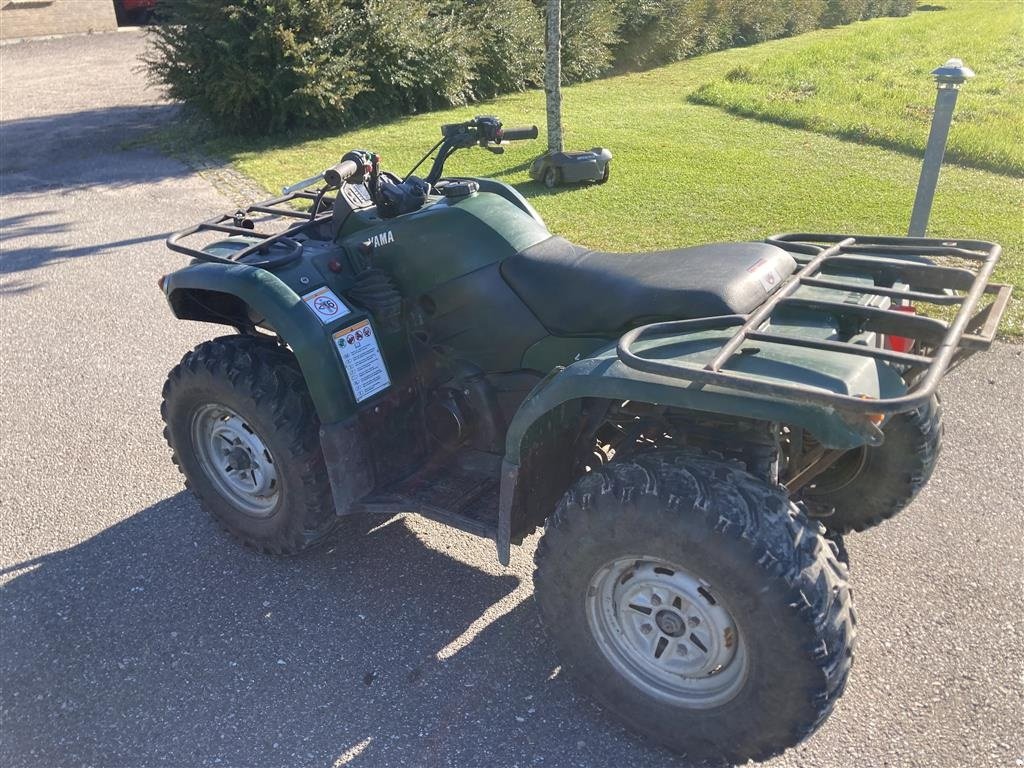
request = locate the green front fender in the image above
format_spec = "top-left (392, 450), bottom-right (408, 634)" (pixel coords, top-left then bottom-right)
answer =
top-left (504, 339), bottom-right (904, 465)
top-left (162, 262), bottom-right (353, 424)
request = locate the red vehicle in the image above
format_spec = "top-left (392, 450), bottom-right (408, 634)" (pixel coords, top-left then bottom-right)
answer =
top-left (114, 0), bottom-right (156, 26)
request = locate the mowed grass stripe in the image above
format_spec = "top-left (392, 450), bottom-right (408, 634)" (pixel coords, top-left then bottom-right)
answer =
top-left (688, 0), bottom-right (1024, 177)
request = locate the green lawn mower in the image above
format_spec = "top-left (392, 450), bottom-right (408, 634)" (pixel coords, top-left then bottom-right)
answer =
top-left (158, 115), bottom-right (1010, 764)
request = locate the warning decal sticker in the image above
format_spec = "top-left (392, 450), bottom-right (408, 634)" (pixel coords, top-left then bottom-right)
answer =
top-left (747, 258), bottom-right (783, 293)
top-left (333, 320), bottom-right (391, 403)
top-left (302, 286), bottom-right (351, 325)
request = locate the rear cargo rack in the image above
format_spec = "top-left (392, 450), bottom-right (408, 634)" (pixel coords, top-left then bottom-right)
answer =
top-left (617, 233), bottom-right (1011, 417)
top-left (165, 189), bottom-right (336, 267)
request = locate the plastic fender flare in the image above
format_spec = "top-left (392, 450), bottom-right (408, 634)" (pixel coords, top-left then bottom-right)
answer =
top-left (162, 262), bottom-right (353, 424)
top-left (495, 352), bottom-right (883, 564)
top-left (505, 354), bottom-right (878, 463)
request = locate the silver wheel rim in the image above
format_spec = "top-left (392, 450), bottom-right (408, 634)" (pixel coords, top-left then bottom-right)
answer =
top-left (191, 403), bottom-right (279, 517)
top-left (586, 556), bottom-right (748, 708)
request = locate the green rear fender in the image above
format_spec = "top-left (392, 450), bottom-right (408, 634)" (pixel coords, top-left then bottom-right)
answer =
top-left (505, 334), bottom-right (910, 463)
top-left (494, 338), bottom-right (906, 564)
top-left (162, 262), bottom-right (352, 424)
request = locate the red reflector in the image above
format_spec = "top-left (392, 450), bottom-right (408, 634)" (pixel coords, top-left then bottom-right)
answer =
top-left (157, 274), bottom-right (167, 291)
top-left (885, 304), bottom-right (916, 353)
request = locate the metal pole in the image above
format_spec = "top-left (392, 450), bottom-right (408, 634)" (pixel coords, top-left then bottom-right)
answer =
top-left (908, 58), bottom-right (974, 237)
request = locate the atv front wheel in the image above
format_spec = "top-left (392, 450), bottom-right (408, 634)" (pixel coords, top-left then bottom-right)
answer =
top-left (162, 335), bottom-right (338, 554)
top-left (802, 395), bottom-right (943, 534)
top-left (534, 452), bottom-right (854, 763)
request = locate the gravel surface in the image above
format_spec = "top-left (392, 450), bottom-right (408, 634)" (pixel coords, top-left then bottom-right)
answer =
top-left (2, 30), bottom-right (1022, 768)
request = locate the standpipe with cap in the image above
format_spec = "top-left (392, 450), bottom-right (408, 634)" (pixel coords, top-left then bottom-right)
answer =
top-left (908, 58), bottom-right (975, 237)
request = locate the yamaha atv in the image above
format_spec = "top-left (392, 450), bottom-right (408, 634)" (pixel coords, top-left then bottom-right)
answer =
top-left (159, 116), bottom-right (1010, 763)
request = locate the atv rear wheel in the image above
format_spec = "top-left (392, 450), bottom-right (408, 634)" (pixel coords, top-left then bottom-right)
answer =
top-left (162, 335), bottom-right (338, 554)
top-left (534, 452), bottom-right (854, 763)
top-left (802, 395), bottom-right (943, 534)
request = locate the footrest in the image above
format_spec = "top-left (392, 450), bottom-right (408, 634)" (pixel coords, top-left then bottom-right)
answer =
top-left (358, 448), bottom-right (501, 540)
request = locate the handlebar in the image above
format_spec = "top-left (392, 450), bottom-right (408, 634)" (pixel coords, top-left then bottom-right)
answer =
top-left (425, 116), bottom-right (537, 184)
top-left (500, 125), bottom-right (539, 142)
top-left (323, 159), bottom-right (359, 188)
top-left (283, 117), bottom-right (538, 195)
top-left (281, 150), bottom-right (371, 195)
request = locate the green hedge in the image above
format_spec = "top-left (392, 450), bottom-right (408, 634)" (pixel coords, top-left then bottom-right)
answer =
top-left (145, 0), bottom-right (915, 135)
top-left (608, 0), bottom-right (915, 71)
top-left (144, 0), bottom-right (365, 135)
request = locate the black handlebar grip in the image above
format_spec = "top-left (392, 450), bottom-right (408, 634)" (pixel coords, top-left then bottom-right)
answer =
top-left (323, 159), bottom-right (359, 187)
top-left (501, 125), bottom-right (539, 141)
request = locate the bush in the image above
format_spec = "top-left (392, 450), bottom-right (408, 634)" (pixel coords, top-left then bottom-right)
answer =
top-left (683, 3), bottom-right (730, 51)
top-left (350, 0), bottom-right (477, 120)
top-left (559, 0), bottom-right (622, 82)
top-left (821, 0), bottom-right (869, 26)
top-left (787, 0), bottom-right (827, 35)
top-left (144, 0), bottom-right (365, 135)
top-left (630, 0), bottom-right (914, 63)
top-left (146, 0), bottom-right (915, 136)
top-left (864, 0), bottom-right (916, 16)
top-left (611, 0), bottom-right (854, 70)
top-left (465, 0), bottom-right (544, 99)
top-left (613, 0), bottom-right (711, 70)
top-left (722, 0), bottom-right (791, 45)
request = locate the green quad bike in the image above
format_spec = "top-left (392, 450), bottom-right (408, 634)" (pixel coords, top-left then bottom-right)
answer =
top-left (159, 116), bottom-right (1010, 763)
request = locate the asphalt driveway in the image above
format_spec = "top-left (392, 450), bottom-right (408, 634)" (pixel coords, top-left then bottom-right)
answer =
top-left (1, 30), bottom-right (1022, 768)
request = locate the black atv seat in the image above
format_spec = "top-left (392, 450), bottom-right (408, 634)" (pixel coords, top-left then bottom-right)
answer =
top-left (500, 237), bottom-right (797, 336)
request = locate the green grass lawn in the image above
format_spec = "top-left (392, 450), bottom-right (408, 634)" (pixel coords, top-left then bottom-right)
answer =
top-left (203, 0), bottom-right (1023, 336)
top-left (689, 0), bottom-right (1024, 177)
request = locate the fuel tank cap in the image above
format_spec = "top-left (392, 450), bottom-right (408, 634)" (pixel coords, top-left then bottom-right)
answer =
top-left (437, 180), bottom-right (479, 199)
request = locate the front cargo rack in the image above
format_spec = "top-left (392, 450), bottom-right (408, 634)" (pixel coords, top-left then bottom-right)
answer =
top-left (165, 188), bottom-right (337, 267)
top-left (617, 233), bottom-right (1011, 417)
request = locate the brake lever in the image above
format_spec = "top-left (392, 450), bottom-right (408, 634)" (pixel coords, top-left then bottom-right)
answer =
top-left (281, 173), bottom-right (325, 196)
top-left (369, 153), bottom-right (381, 204)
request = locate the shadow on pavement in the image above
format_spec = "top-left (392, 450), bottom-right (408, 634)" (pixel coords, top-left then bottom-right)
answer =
top-left (0, 210), bottom-right (168, 279)
top-left (0, 493), bottom-right (667, 767)
top-left (0, 104), bottom-right (186, 195)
